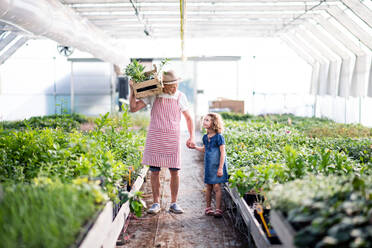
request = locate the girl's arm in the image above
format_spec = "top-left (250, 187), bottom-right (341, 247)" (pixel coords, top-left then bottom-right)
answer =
top-left (217, 144), bottom-right (225, 177)
top-left (192, 145), bottom-right (205, 153)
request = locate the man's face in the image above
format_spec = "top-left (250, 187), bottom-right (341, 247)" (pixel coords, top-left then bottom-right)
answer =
top-left (163, 83), bottom-right (178, 95)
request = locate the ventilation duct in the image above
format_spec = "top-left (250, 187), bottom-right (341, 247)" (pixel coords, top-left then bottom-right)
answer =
top-left (0, 0), bottom-right (129, 66)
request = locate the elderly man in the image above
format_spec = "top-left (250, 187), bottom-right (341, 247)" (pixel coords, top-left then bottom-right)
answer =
top-left (129, 70), bottom-right (195, 214)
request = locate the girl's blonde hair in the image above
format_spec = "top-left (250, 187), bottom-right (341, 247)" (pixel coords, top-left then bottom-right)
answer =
top-left (206, 113), bottom-right (224, 133)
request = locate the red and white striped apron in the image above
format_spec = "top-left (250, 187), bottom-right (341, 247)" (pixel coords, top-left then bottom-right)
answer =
top-left (142, 93), bottom-right (182, 168)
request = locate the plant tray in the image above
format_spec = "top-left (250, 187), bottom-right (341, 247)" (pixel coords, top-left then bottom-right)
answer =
top-left (132, 78), bottom-right (162, 99)
top-left (270, 210), bottom-right (296, 248)
top-left (226, 187), bottom-right (283, 248)
top-left (78, 166), bottom-right (149, 248)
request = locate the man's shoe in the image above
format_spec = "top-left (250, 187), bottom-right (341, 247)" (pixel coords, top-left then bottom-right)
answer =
top-left (169, 203), bottom-right (184, 214)
top-left (147, 203), bottom-right (161, 214)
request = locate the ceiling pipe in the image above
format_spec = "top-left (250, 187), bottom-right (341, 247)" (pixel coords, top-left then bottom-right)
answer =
top-left (0, 0), bottom-right (129, 66)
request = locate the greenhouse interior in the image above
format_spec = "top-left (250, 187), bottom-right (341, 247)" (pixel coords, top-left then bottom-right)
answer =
top-left (0, 0), bottom-right (371, 248)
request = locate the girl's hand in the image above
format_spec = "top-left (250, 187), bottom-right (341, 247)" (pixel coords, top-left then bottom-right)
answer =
top-left (217, 168), bottom-right (223, 177)
top-left (186, 138), bottom-right (195, 148)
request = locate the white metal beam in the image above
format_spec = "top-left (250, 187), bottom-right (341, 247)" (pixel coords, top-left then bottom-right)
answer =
top-left (303, 22), bottom-right (355, 97)
top-left (281, 35), bottom-right (317, 94)
top-left (62, 0), bottom-right (340, 3)
top-left (82, 13), bottom-right (309, 20)
top-left (314, 14), bottom-right (371, 97)
top-left (368, 66), bottom-right (372, 97)
top-left (341, 0), bottom-right (372, 28)
top-left (281, 36), bottom-right (315, 66)
top-left (285, 32), bottom-right (329, 95)
top-left (327, 5), bottom-right (372, 50)
top-left (297, 28), bottom-right (341, 96)
top-left (108, 30), bottom-right (275, 38)
top-left (92, 19), bottom-right (302, 26)
top-left (71, 4), bottom-right (322, 12)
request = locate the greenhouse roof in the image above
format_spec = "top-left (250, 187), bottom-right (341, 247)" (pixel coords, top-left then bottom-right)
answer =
top-left (60, 0), bottom-right (371, 40)
top-left (0, 0), bottom-right (371, 92)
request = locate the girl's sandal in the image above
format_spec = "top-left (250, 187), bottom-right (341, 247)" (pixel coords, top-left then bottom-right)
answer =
top-left (214, 209), bottom-right (223, 218)
top-left (205, 207), bottom-right (214, 216)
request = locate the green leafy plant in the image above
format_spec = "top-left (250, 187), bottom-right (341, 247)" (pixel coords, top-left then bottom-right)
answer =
top-left (125, 59), bottom-right (147, 83)
top-left (125, 58), bottom-right (170, 83)
top-left (0, 180), bottom-right (107, 248)
top-left (225, 115), bottom-right (371, 194)
top-left (268, 175), bottom-right (372, 248)
top-left (0, 114), bottom-right (87, 131)
top-left (0, 107), bottom-right (146, 202)
top-left (120, 190), bottom-right (147, 217)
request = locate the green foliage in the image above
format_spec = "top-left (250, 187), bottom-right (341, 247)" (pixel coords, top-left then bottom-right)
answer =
top-left (0, 113), bottom-right (87, 131)
top-left (220, 112), bottom-right (254, 121)
top-left (268, 175), bottom-right (372, 248)
top-left (0, 180), bottom-right (106, 248)
top-left (302, 123), bottom-right (372, 139)
top-left (0, 107), bottom-right (146, 202)
top-left (124, 59), bottom-right (147, 83)
top-left (130, 111), bottom-right (150, 130)
top-left (225, 114), bottom-right (372, 247)
top-left (225, 115), bottom-right (371, 194)
top-left (120, 190), bottom-right (147, 217)
top-left (0, 106), bottom-right (147, 247)
top-left (124, 58), bottom-right (170, 83)
top-left (157, 58), bottom-right (170, 74)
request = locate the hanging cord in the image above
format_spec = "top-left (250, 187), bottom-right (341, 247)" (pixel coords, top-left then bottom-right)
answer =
top-left (130, 0), bottom-right (151, 37)
top-left (180, 0), bottom-right (185, 60)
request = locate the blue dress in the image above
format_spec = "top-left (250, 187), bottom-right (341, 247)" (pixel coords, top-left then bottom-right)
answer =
top-left (203, 133), bottom-right (229, 184)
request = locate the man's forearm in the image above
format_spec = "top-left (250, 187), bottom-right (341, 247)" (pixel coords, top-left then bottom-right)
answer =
top-left (186, 117), bottom-right (194, 139)
top-left (129, 88), bottom-right (137, 112)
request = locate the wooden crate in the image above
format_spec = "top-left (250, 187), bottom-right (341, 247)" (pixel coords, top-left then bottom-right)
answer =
top-left (132, 78), bottom-right (163, 99)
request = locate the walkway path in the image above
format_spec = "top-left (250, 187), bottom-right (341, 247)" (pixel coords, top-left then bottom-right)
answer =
top-left (118, 131), bottom-right (247, 248)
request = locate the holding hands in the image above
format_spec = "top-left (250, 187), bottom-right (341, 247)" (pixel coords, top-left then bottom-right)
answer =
top-left (186, 138), bottom-right (196, 149)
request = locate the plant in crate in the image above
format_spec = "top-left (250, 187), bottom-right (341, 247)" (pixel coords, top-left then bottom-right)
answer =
top-left (125, 59), bottom-right (170, 99)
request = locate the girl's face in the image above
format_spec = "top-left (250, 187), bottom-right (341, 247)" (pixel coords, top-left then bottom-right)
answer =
top-left (163, 83), bottom-right (178, 95)
top-left (203, 116), bottom-right (212, 130)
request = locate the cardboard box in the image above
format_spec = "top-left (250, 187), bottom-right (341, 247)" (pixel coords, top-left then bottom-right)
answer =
top-left (211, 98), bottom-right (244, 114)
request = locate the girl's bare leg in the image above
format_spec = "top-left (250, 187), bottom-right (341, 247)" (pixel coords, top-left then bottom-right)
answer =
top-left (213, 184), bottom-right (222, 210)
top-left (206, 184), bottom-right (213, 207)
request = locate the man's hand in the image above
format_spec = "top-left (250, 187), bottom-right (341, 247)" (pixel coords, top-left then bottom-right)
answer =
top-left (129, 80), bottom-right (134, 91)
top-left (186, 138), bottom-right (195, 149)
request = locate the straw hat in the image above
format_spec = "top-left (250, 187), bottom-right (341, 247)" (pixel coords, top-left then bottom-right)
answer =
top-left (162, 70), bottom-right (181, 84)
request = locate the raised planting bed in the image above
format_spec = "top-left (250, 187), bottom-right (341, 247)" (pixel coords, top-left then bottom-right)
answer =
top-left (225, 186), bottom-right (283, 248)
top-left (270, 210), bottom-right (296, 248)
top-left (78, 166), bottom-right (149, 248)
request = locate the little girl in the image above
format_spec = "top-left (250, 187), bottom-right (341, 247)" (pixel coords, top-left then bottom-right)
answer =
top-left (191, 113), bottom-right (228, 218)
